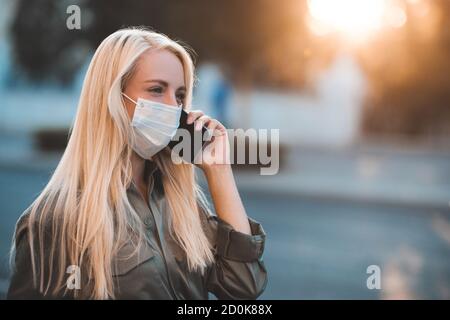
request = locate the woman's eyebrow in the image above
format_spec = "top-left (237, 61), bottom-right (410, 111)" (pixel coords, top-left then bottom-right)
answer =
top-left (144, 79), bottom-right (186, 90)
top-left (144, 79), bottom-right (168, 86)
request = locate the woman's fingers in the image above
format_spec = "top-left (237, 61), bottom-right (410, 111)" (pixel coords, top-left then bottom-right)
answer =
top-left (206, 118), bottom-right (226, 136)
top-left (186, 110), bottom-right (227, 136)
top-left (194, 115), bottom-right (211, 131)
top-left (186, 110), bottom-right (204, 124)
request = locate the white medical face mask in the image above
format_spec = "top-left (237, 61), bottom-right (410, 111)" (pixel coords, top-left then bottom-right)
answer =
top-left (122, 93), bottom-right (182, 159)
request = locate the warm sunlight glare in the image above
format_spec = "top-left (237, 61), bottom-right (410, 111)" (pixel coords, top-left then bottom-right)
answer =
top-left (307, 0), bottom-right (388, 38)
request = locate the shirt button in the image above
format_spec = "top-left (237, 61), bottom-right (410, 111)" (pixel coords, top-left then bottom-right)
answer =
top-left (144, 216), bottom-right (152, 228)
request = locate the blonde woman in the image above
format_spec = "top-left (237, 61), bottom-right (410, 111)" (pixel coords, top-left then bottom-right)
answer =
top-left (7, 27), bottom-right (267, 300)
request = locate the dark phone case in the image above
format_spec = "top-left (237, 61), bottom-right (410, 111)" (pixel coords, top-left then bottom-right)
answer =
top-left (167, 109), bottom-right (210, 163)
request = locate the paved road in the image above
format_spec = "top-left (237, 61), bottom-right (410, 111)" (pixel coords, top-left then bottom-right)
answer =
top-left (243, 190), bottom-right (450, 299)
top-left (1, 167), bottom-right (449, 299)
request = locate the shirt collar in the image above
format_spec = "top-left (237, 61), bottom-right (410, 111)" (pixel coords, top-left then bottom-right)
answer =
top-left (128, 159), bottom-right (160, 198)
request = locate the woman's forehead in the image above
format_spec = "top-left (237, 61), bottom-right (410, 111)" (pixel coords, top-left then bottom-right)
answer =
top-left (134, 49), bottom-right (185, 88)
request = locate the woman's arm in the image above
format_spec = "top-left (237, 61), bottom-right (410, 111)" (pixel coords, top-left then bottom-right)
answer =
top-left (187, 109), bottom-right (251, 235)
top-left (203, 164), bottom-right (251, 235)
top-left (190, 110), bottom-right (268, 299)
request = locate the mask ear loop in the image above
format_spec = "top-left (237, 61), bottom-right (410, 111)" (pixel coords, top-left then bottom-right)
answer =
top-left (123, 92), bottom-right (184, 110)
top-left (122, 92), bottom-right (139, 149)
top-left (121, 92), bottom-right (137, 105)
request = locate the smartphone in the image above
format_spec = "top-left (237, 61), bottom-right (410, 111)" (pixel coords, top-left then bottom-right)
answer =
top-left (167, 109), bottom-right (211, 163)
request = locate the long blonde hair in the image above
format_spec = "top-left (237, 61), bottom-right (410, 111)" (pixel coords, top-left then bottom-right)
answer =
top-left (14, 27), bottom-right (215, 299)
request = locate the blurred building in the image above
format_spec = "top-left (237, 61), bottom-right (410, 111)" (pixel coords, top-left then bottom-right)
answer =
top-left (195, 53), bottom-right (366, 147)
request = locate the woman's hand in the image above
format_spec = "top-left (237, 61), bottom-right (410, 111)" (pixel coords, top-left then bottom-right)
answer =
top-left (186, 110), bottom-right (230, 172)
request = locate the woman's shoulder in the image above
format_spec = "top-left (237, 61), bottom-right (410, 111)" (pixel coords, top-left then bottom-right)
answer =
top-left (13, 207), bottom-right (33, 244)
top-left (11, 199), bottom-right (62, 278)
top-left (8, 201), bottom-right (66, 299)
top-left (13, 199), bottom-right (58, 246)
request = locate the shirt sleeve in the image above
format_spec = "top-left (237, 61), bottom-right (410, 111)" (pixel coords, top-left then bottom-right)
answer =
top-left (7, 214), bottom-right (44, 299)
top-left (199, 205), bottom-right (268, 300)
top-left (7, 212), bottom-right (73, 300)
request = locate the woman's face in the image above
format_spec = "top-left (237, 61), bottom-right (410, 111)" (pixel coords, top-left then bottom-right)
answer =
top-left (123, 49), bottom-right (186, 119)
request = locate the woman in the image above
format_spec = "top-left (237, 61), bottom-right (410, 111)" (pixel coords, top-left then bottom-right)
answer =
top-left (7, 27), bottom-right (267, 300)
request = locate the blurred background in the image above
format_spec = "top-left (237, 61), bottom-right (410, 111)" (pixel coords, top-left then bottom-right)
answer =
top-left (1, 0), bottom-right (449, 299)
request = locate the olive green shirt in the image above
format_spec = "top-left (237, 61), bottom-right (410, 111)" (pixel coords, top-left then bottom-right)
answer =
top-left (7, 160), bottom-right (268, 299)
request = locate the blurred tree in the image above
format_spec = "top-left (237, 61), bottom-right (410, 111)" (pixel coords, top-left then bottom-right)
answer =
top-left (10, 0), bottom-right (91, 85)
top-left (10, 0), bottom-right (332, 89)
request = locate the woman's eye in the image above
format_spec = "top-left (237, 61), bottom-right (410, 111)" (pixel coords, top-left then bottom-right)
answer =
top-left (148, 87), bottom-right (163, 94)
top-left (176, 94), bottom-right (185, 106)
